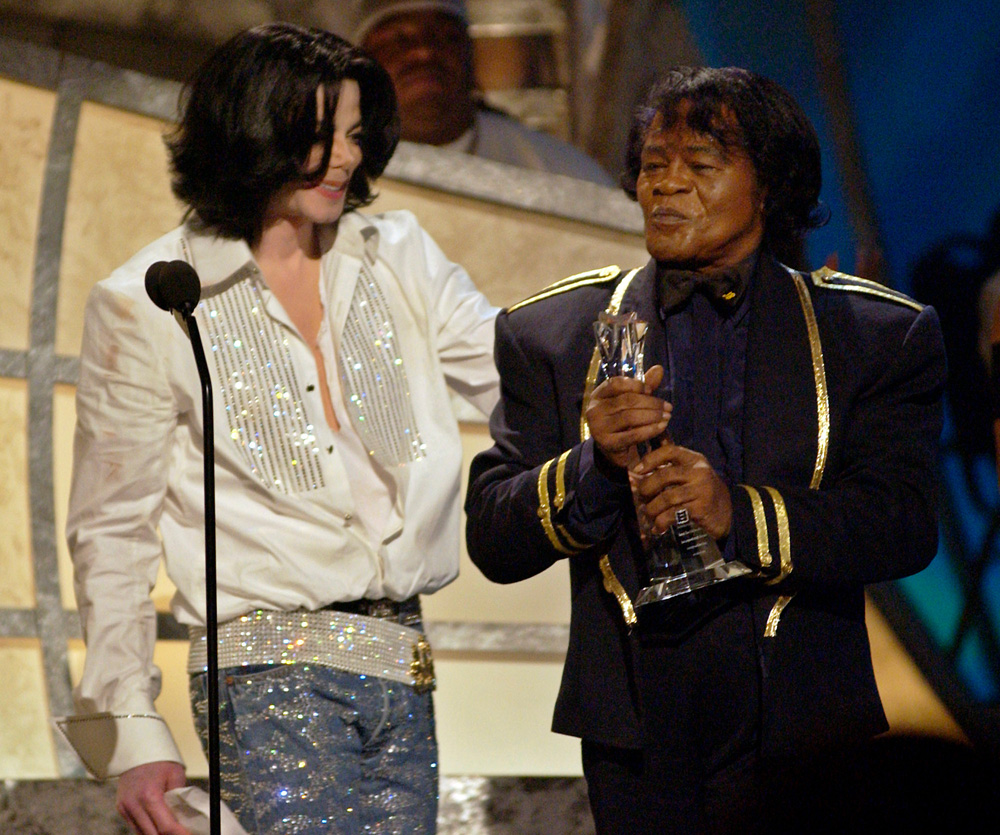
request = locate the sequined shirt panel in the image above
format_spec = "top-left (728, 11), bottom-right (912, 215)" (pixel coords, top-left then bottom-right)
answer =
top-left (67, 211), bottom-right (498, 769)
top-left (199, 271), bottom-right (327, 494)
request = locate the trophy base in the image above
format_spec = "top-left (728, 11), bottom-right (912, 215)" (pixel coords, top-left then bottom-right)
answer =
top-left (634, 558), bottom-right (754, 609)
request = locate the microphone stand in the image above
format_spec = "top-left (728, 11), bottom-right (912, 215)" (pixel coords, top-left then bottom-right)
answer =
top-left (182, 309), bottom-right (222, 835)
top-left (146, 260), bottom-right (221, 835)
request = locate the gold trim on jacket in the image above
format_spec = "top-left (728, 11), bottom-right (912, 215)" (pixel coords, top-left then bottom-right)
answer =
top-left (507, 266), bottom-right (621, 314)
top-left (739, 267), bottom-right (832, 634)
top-left (810, 266), bottom-right (924, 312)
top-left (529, 268), bottom-right (626, 559)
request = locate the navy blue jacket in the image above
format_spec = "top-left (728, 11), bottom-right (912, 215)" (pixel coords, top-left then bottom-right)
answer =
top-left (465, 253), bottom-right (946, 756)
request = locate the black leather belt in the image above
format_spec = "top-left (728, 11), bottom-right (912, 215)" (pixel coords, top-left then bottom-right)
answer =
top-left (322, 596), bottom-right (421, 625)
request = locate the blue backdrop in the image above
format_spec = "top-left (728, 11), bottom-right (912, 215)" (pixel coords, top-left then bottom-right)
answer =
top-left (682, 0), bottom-right (1000, 291)
top-left (681, 0), bottom-right (1000, 740)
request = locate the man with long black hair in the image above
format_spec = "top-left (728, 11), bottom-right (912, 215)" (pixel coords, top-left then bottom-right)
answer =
top-left (66, 23), bottom-right (497, 835)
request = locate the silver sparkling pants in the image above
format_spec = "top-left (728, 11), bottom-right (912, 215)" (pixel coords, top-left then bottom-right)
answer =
top-left (191, 662), bottom-right (439, 834)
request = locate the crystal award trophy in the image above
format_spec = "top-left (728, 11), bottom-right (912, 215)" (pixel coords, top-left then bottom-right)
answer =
top-left (593, 311), bottom-right (753, 610)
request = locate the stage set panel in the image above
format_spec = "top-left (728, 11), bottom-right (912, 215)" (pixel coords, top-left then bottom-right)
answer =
top-left (370, 180), bottom-right (651, 311)
top-left (0, 77), bottom-right (53, 353)
top-left (0, 36), bottom-right (964, 783)
top-left (56, 99), bottom-right (185, 357)
top-left (0, 378), bottom-right (34, 610)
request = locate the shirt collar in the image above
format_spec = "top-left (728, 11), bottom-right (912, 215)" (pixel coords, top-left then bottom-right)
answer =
top-left (182, 211), bottom-right (382, 288)
top-left (182, 223), bottom-right (255, 288)
top-left (326, 211), bottom-right (380, 266)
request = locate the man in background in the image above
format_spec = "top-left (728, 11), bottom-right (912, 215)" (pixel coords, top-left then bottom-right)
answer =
top-left (350, 0), bottom-right (613, 185)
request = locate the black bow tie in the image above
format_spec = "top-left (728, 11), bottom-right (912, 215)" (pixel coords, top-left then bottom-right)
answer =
top-left (656, 266), bottom-right (745, 314)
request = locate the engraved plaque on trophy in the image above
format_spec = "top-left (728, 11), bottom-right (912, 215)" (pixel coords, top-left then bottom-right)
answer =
top-left (593, 311), bottom-right (753, 610)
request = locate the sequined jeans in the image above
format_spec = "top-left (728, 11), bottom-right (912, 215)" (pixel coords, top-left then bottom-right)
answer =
top-left (191, 663), bottom-right (438, 834)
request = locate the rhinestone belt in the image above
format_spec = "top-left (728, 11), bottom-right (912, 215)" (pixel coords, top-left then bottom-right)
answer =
top-left (187, 608), bottom-right (435, 693)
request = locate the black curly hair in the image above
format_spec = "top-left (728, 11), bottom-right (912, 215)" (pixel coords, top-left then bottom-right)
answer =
top-left (167, 22), bottom-right (400, 244)
top-left (622, 66), bottom-right (828, 262)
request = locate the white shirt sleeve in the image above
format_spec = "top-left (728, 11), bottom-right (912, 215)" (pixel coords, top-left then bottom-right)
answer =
top-left (65, 279), bottom-right (185, 774)
top-left (411, 219), bottom-right (500, 417)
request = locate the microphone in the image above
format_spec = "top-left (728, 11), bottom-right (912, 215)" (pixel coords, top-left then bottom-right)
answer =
top-left (145, 260), bottom-right (201, 316)
top-left (143, 256), bottom-right (221, 834)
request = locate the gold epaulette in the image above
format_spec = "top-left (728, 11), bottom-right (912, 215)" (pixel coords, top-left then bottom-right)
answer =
top-left (810, 266), bottom-right (923, 312)
top-left (506, 265), bottom-right (621, 314)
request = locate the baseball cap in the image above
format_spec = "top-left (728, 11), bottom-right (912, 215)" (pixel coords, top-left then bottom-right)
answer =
top-left (351, 0), bottom-right (469, 43)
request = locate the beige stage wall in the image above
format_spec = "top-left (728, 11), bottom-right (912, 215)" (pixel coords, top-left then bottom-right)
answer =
top-left (0, 38), bottom-right (962, 781)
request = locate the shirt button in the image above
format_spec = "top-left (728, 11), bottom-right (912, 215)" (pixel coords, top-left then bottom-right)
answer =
top-left (344, 514), bottom-right (353, 523)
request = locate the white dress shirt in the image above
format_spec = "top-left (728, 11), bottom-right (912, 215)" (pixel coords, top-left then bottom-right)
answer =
top-left (64, 209), bottom-right (499, 775)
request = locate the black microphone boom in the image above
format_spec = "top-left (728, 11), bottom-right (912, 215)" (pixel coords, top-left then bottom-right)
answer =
top-left (145, 260), bottom-right (202, 315)
top-left (144, 258), bottom-right (221, 835)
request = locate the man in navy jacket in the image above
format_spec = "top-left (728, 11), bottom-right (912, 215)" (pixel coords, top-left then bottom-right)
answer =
top-left (465, 67), bottom-right (946, 833)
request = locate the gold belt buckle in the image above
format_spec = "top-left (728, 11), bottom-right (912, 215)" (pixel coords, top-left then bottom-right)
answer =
top-left (410, 635), bottom-right (436, 693)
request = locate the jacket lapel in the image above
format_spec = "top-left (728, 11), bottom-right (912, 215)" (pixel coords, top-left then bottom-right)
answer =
top-left (742, 255), bottom-right (822, 487)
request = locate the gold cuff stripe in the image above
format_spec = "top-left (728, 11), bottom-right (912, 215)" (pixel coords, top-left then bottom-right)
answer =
top-left (740, 484), bottom-right (772, 569)
top-left (554, 450), bottom-right (572, 509)
top-left (763, 486), bottom-right (793, 583)
top-left (557, 524), bottom-right (588, 551)
top-left (790, 270), bottom-right (830, 489)
top-left (537, 458), bottom-right (575, 554)
top-left (810, 266), bottom-right (923, 313)
top-left (553, 451), bottom-right (588, 550)
top-left (599, 556), bottom-right (637, 627)
top-left (580, 268), bottom-right (642, 441)
top-left (764, 594), bottom-right (795, 638)
top-left (507, 266), bottom-right (621, 313)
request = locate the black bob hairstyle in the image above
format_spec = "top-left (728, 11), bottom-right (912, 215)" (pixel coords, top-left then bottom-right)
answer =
top-left (622, 66), bottom-right (829, 259)
top-left (168, 23), bottom-right (400, 243)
